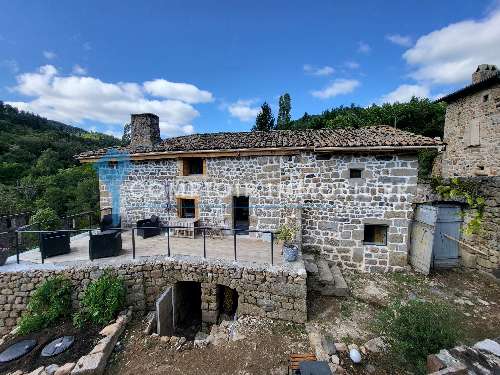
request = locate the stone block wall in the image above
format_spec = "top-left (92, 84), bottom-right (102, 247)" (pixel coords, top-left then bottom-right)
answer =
top-left (441, 82), bottom-right (500, 177)
top-left (98, 152), bottom-right (419, 272)
top-left (0, 256), bottom-right (307, 335)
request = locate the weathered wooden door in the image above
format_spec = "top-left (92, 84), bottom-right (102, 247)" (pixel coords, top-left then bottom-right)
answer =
top-left (432, 204), bottom-right (461, 269)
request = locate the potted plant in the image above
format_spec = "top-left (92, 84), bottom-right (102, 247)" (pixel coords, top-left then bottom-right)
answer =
top-left (277, 224), bottom-right (299, 262)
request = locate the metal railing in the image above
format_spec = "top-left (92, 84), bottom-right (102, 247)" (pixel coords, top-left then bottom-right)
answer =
top-left (130, 225), bottom-right (276, 264)
top-left (14, 224), bottom-right (277, 265)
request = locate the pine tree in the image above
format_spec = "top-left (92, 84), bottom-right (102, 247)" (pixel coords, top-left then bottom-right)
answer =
top-left (277, 93), bottom-right (291, 129)
top-left (122, 123), bottom-right (131, 145)
top-left (252, 102), bottom-right (275, 132)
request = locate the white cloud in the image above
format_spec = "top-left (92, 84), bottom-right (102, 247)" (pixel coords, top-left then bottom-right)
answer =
top-left (43, 51), bottom-right (56, 60)
top-left (403, 10), bottom-right (500, 85)
top-left (72, 64), bottom-right (87, 75)
top-left (144, 79), bottom-right (214, 104)
top-left (7, 64), bottom-right (212, 137)
top-left (344, 61), bottom-right (360, 69)
top-left (357, 41), bottom-right (371, 54)
top-left (303, 64), bottom-right (335, 76)
top-left (227, 99), bottom-right (260, 122)
top-left (379, 84), bottom-right (430, 103)
top-left (311, 79), bottom-right (360, 99)
top-left (386, 34), bottom-right (412, 47)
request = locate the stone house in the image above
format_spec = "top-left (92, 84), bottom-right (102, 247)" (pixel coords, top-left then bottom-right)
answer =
top-left (433, 65), bottom-right (500, 275)
top-left (438, 64), bottom-right (500, 178)
top-left (77, 115), bottom-right (441, 272)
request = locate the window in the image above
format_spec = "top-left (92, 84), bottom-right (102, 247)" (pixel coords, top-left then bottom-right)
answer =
top-left (107, 160), bottom-right (118, 169)
top-left (363, 224), bottom-right (388, 245)
top-left (178, 198), bottom-right (196, 218)
top-left (349, 168), bottom-right (363, 179)
top-left (316, 153), bottom-right (332, 161)
top-left (182, 158), bottom-right (204, 175)
top-left (466, 118), bottom-right (480, 147)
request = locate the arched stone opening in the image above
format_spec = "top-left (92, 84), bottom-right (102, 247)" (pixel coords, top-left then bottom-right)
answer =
top-left (216, 284), bottom-right (239, 323)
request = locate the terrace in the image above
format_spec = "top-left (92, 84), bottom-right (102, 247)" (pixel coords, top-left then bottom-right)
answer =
top-left (1, 211), bottom-right (285, 271)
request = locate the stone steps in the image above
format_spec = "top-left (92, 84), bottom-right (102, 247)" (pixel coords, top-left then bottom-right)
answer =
top-left (304, 254), bottom-right (349, 297)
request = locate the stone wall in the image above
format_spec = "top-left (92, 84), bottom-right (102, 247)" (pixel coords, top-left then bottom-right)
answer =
top-left (0, 256), bottom-right (307, 335)
top-left (99, 152), bottom-right (419, 272)
top-left (441, 82), bottom-right (500, 178)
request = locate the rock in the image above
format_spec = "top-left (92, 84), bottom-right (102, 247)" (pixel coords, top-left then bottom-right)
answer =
top-left (143, 311), bottom-right (157, 335)
top-left (72, 352), bottom-right (106, 375)
top-left (208, 325), bottom-right (228, 346)
top-left (45, 364), bottom-right (59, 375)
top-left (160, 336), bottom-right (170, 343)
top-left (330, 355), bottom-right (340, 365)
top-left (349, 348), bottom-right (362, 364)
top-left (194, 331), bottom-right (209, 347)
top-left (365, 364), bottom-right (376, 374)
top-left (474, 339), bottom-right (500, 356)
top-left (99, 323), bottom-right (120, 337)
top-left (334, 342), bottom-right (347, 352)
top-left (348, 343), bottom-right (359, 351)
top-left (321, 335), bottom-right (336, 356)
top-left (54, 362), bottom-right (75, 375)
top-left (27, 367), bottom-right (46, 375)
top-left (353, 281), bottom-right (390, 307)
top-left (308, 331), bottom-right (330, 361)
top-left (363, 337), bottom-right (386, 353)
top-left (304, 261), bottom-right (318, 274)
top-left (178, 337), bottom-right (186, 346)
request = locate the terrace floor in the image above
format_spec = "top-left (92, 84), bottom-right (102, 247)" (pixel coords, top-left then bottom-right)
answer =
top-left (9, 230), bottom-right (283, 268)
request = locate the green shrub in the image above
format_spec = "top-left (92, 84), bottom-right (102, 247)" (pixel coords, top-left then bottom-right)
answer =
top-left (74, 271), bottom-right (126, 327)
top-left (376, 300), bottom-right (461, 374)
top-left (18, 276), bottom-right (72, 335)
top-left (30, 207), bottom-right (62, 230)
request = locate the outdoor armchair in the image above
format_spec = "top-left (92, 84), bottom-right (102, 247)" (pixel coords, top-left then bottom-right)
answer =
top-left (136, 215), bottom-right (161, 239)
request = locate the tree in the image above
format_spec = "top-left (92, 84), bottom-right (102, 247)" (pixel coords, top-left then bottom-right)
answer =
top-left (253, 102), bottom-right (275, 132)
top-left (277, 93), bottom-right (291, 129)
top-left (122, 123), bottom-right (131, 145)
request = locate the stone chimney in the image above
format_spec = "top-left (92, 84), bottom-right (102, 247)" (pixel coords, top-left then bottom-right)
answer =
top-left (130, 113), bottom-right (161, 147)
top-left (472, 64), bottom-right (498, 84)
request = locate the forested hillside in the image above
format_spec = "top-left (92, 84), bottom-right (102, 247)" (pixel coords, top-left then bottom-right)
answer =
top-left (288, 97), bottom-right (446, 138)
top-left (0, 102), bottom-right (121, 216)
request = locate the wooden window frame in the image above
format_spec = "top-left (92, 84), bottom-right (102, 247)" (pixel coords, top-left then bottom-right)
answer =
top-left (181, 158), bottom-right (206, 176)
top-left (363, 224), bottom-right (388, 246)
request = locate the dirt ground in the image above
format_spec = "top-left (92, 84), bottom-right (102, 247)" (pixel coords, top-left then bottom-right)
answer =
top-left (0, 321), bottom-right (101, 374)
top-left (106, 269), bottom-right (500, 375)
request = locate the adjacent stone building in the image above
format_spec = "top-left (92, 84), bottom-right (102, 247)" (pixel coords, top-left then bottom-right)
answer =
top-left (434, 65), bottom-right (500, 275)
top-left (438, 64), bottom-right (500, 178)
top-left (77, 116), bottom-right (441, 272)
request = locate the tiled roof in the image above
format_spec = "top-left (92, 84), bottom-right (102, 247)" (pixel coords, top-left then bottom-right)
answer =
top-left (76, 125), bottom-right (442, 159)
top-left (435, 73), bottom-right (500, 103)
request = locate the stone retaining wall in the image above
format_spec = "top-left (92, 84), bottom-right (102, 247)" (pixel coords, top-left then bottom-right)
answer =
top-left (0, 256), bottom-right (307, 335)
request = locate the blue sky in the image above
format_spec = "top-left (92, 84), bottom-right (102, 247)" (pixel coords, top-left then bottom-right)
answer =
top-left (1, 0), bottom-right (499, 138)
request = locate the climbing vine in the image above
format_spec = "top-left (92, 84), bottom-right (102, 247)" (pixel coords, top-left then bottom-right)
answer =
top-left (432, 178), bottom-right (485, 235)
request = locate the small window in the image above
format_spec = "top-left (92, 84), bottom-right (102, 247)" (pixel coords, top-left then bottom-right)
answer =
top-left (108, 160), bottom-right (118, 169)
top-left (363, 225), bottom-right (388, 245)
top-left (316, 153), bottom-right (332, 161)
top-left (178, 198), bottom-right (196, 218)
top-left (483, 94), bottom-right (489, 102)
top-left (182, 158), bottom-right (204, 175)
top-left (349, 168), bottom-right (363, 179)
